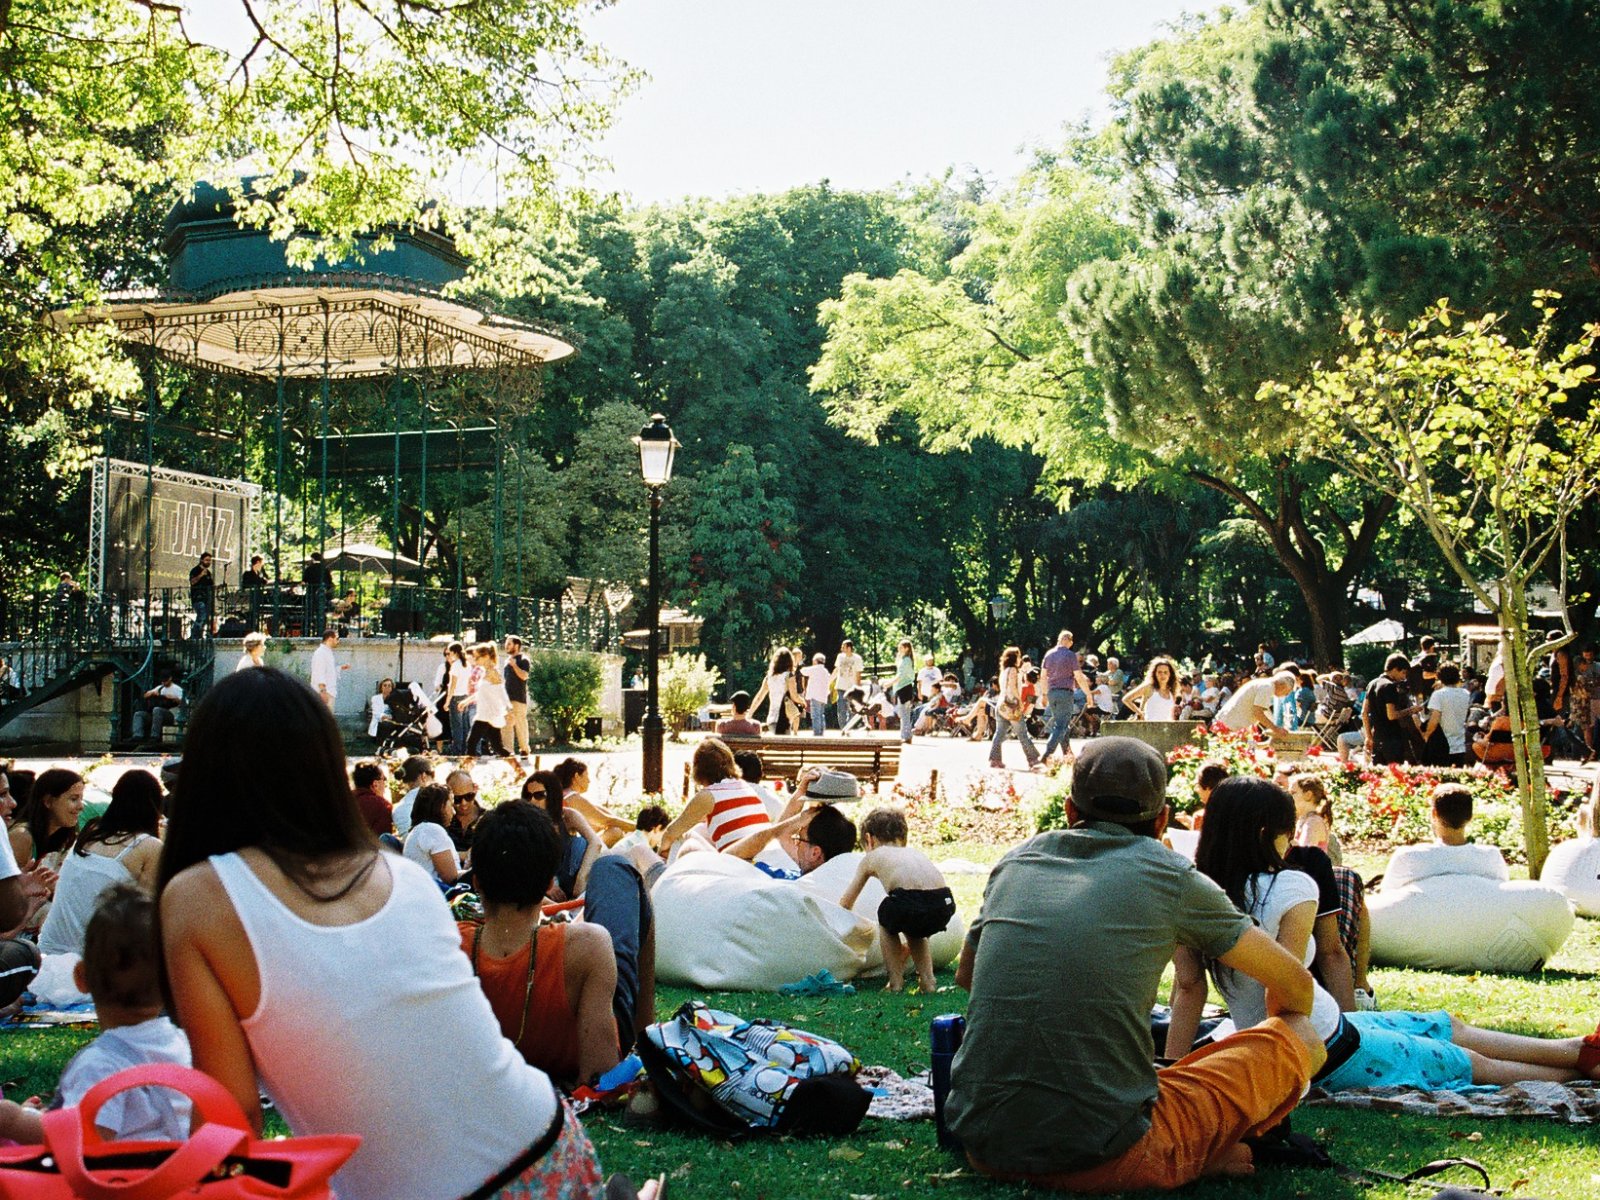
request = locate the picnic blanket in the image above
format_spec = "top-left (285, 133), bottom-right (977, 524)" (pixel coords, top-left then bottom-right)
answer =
top-left (1307, 1079), bottom-right (1600, 1124)
top-left (858, 1065), bottom-right (935, 1122)
top-left (0, 994), bottom-right (97, 1030)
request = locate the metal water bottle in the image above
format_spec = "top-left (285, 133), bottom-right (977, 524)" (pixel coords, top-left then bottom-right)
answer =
top-left (930, 1013), bottom-right (966, 1150)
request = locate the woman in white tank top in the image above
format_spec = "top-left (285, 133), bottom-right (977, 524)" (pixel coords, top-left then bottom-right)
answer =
top-left (39, 768), bottom-right (163, 956)
top-left (157, 668), bottom-right (657, 1200)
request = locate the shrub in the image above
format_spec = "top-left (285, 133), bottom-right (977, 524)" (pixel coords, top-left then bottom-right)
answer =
top-left (525, 650), bottom-right (603, 743)
top-left (657, 653), bottom-right (722, 735)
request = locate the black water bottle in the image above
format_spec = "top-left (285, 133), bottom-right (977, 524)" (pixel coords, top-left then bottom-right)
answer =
top-left (930, 1013), bottom-right (966, 1150)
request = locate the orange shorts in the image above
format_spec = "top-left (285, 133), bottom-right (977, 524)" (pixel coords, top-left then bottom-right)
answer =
top-left (970, 1018), bottom-right (1313, 1194)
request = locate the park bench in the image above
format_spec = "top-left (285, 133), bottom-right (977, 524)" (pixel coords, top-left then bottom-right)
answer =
top-left (719, 734), bottom-right (904, 792)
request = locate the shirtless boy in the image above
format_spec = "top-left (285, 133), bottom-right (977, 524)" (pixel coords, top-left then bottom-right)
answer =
top-left (839, 807), bottom-right (955, 992)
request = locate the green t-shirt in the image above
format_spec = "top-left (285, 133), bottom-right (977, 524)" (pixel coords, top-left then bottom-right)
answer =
top-left (946, 823), bottom-right (1251, 1175)
top-left (893, 655), bottom-right (916, 691)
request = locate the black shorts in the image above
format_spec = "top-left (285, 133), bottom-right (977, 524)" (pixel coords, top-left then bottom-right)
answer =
top-left (0, 937), bottom-right (41, 1007)
top-left (877, 887), bottom-right (956, 939)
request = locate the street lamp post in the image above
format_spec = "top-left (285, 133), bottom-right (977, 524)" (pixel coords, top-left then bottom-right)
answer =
top-left (988, 592), bottom-right (1010, 660)
top-left (634, 413), bottom-right (678, 794)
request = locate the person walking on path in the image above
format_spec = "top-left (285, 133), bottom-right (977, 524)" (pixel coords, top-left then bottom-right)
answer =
top-left (989, 646), bottom-right (1042, 771)
top-left (893, 640), bottom-right (917, 744)
top-left (502, 635), bottom-right (532, 758)
top-left (833, 639), bottom-right (864, 732)
top-left (308, 628), bottom-right (346, 710)
top-left (1040, 630), bottom-right (1091, 762)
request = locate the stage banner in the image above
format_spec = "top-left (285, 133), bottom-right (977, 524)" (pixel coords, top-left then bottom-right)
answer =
top-left (100, 460), bottom-right (258, 595)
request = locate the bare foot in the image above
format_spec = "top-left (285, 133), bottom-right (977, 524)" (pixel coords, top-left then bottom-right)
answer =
top-left (1205, 1143), bottom-right (1254, 1179)
top-left (884, 980), bottom-right (904, 993)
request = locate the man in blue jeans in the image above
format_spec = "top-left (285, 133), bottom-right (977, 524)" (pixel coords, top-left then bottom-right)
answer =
top-left (1040, 629), bottom-right (1091, 762)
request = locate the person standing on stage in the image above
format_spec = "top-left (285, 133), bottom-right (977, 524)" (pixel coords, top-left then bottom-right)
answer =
top-left (188, 552), bottom-right (216, 639)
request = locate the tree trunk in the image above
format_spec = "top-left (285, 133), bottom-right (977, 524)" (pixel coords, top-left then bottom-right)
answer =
top-left (1499, 587), bottom-right (1552, 878)
top-left (1188, 465), bottom-right (1394, 668)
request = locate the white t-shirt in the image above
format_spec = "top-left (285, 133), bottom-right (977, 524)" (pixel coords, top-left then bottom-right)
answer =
top-left (0, 818), bottom-right (18, 882)
top-left (404, 822), bottom-right (458, 881)
top-left (833, 652), bottom-right (863, 691)
top-left (918, 665), bottom-right (942, 699)
top-left (235, 653), bottom-right (262, 672)
top-left (1427, 686), bottom-right (1472, 754)
top-left (1212, 869), bottom-right (1342, 1041)
top-left (1216, 677), bottom-right (1276, 730)
top-left (801, 664), bottom-right (832, 703)
top-left (393, 786), bottom-right (421, 837)
top-left (54, 1017), bottom-right (194, 1141)
top-left (310, 644), bottom-right (338, 699)
top-left (1383, 841), bottom-right (1509, 891)
top-left (1091, 683), bottom-right (1116, 714)
top-left (472, 674), bottom-right (510, 726)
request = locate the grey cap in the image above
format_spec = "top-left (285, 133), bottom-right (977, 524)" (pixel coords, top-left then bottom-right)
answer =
top-left (806, 768), bottom-right (861, 800)
top-left (1071, 737), bottom-right (1169, 823)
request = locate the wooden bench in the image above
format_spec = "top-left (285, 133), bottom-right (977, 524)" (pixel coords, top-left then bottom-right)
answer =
top-left (718, 735), bottom-right (904, 792)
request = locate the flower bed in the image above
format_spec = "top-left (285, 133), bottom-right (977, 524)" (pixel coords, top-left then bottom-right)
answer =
top-left (1037, 723), bottom-right (1580, 863)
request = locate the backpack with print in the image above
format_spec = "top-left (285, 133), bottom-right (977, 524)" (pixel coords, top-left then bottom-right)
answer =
top-left (636, 1002), bottom-right (870, 1136)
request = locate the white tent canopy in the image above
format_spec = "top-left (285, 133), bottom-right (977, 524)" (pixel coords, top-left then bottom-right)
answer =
top-left (1343, 618), bottom-right (1406, 647)
top-left (320, 542), bottom-right (420, 575)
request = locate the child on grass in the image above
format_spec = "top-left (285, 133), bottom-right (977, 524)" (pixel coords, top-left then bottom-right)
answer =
top-left (0, 884), bottom-right (192, 1144)
top-left (839, 807), bottom-right (955, 993)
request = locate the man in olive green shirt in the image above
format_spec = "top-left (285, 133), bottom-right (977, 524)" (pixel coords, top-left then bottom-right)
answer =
top-left (947, 738), bottom-right (1325, 1191)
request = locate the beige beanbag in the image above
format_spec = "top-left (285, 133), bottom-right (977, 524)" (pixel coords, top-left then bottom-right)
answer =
top-left (1541, 837), bottom-right (1600, 918)
top-left (1369, 874), bottom-right (1575, 973)
top-left (653, 850), bottom-right (963, 990)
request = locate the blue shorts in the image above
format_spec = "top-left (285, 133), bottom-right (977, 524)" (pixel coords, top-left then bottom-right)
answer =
top-left (1320, 1009), bottom-right (1473, 1092)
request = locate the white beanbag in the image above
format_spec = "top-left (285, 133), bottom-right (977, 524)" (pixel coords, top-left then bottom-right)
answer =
top-left (1369, 874), bottom-right (1575, 973)
top-left (1541, 837), bottom-right (1600, 918)
top-left (654, 850), bottom-right (963, 990)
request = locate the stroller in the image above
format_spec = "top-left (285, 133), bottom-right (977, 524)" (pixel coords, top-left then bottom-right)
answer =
top-left (839, 687), bottom-right (872, 734)
top-left (378, 680), bottom-right (444, 755)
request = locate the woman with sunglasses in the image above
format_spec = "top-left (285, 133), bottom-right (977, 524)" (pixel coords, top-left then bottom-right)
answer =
top-left (522, 771), bottom-right (600, 900)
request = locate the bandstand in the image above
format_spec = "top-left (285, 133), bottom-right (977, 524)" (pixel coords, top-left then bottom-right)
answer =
top-left (0, 181), bottom-right (624, 749)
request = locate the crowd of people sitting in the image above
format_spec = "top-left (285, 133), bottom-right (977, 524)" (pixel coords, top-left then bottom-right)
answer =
top-left (0, 669), bottom-right (970, 1197)
top-left (3, 643), bottom-right (1599, 1196)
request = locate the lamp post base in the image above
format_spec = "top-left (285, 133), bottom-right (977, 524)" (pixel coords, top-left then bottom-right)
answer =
top-left (641, 714), bottom-right (665, 795)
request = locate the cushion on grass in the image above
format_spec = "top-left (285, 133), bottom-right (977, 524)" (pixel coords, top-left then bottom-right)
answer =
top-left (1540, 837), bottom-right (1600, 918)
top-left (1368, 874), bottom-right (1574, 973)
top-left (653, 851), bottom-right (963, 991)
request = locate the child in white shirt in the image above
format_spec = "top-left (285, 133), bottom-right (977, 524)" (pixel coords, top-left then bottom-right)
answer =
top-left (0, 884), bottom-right (192, 1144)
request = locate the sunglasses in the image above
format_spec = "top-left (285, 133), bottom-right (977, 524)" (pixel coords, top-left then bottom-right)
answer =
top-left (454, 792), bottom-right (478, 804)
top-left (523, 788), bottom-right (547, 800)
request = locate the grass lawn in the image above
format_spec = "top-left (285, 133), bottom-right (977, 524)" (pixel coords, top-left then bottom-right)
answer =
top-left (5, 839), bottom-right (1596, 1199)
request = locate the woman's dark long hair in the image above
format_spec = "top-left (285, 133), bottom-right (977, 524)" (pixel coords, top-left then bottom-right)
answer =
top-left (551, 757), bottom-right (587, 793)
top-left (522, 770), bottom-right (566, 828)
top-left (1193, 776), bottom-right (1296, 913)
top-left (768, 649), bottom-right (794, 677)
top-left (21, 767), bottom-right (83, 859)
top-left (156, 668), bottom-right (372, 897)
top-left (78, 769), bottom-right (163, 855)
top-left (409, 783), bottom-right (452, 830)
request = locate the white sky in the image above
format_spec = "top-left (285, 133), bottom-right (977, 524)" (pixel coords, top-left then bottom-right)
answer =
top-left (187, 0), bottom-right (1214, 204)
top-left (587, 0), bottom-right (1212, 202)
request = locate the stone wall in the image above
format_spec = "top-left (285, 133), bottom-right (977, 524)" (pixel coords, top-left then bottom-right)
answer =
top-left (0, 638), bottom-right (624, 751)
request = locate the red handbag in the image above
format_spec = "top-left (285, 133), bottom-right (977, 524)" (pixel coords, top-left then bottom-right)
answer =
top-left (0, 1063), bottom-right (359, 1199)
